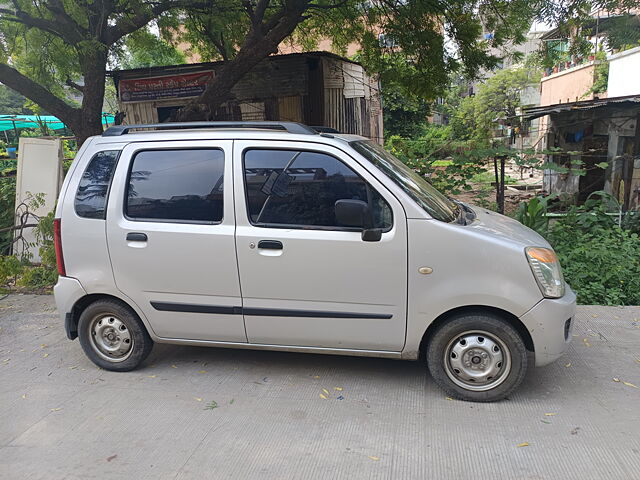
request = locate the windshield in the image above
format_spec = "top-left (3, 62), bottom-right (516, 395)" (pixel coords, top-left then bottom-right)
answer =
top-left (351, 140), bottom-right (459, 222)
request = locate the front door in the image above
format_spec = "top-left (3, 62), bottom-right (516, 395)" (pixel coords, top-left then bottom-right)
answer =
top-left (106, 140), bottom-right (247, 342)
top-left (233, 140), bottom-right (407, 351)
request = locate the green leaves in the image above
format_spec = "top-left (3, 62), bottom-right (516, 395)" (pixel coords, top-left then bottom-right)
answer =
top-left (515, 196), bottom-right (554, 235)
top-left (546, 192), bottom-right (640, 306)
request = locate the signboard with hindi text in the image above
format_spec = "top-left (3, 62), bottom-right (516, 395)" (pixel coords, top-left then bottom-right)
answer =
top-left (119, 71), bottom-right (214, 103)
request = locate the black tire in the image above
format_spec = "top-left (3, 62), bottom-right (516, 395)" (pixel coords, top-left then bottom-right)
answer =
top-left (77, 299), bottom-right (153, 371)
top-left (426, 313), bottom-right (528, 402)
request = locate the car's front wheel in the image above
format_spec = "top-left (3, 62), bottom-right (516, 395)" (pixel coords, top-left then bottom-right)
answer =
top-left (78, 299), bottom-right (153, 371)
top-left (426, 313), bottom-right (528, 402)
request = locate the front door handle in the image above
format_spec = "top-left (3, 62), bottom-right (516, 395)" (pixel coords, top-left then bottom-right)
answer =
top-left (126, 232), bottom-right (148, 242)
top-left (258, 240), bottom-right (283, 250)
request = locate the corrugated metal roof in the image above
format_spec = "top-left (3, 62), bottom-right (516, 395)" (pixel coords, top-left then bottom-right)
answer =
top-left (522, 94), bottom-right (640, 120)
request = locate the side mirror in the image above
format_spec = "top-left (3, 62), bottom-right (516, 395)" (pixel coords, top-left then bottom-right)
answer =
top-left (334, 199), bottom-right (382, 242)
top-left (335, 199), bottom-right (368, 228)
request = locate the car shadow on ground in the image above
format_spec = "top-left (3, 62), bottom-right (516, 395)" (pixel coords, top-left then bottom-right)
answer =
top-left (140, 342), bottom-right (575, 402)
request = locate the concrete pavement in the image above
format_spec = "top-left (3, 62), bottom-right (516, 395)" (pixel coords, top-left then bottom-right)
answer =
top-left (1, 294), bottom-right (639, 479)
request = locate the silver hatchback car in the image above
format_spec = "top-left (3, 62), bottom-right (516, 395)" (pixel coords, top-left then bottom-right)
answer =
top-left (53, 122), bottom-right (575, 402)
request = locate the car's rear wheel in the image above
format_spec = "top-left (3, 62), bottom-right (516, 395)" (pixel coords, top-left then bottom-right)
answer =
top-left (426, 313), bottom-right (528, 402)
top-left (78, 299), bottom-right (153, 371)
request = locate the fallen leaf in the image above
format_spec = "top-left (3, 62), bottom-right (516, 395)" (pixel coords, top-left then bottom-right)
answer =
top-left (40, 344), bottom-right (47, 348)
top-left (544, 413), bottom-right (557, 416)
top-left (50, 408), bottom-right (61, 412)
top-left (194, 397), bottom-right (203, 402)
top-left (204, 400), bottom-right (218, 410)
top-left (635, 358), bottom-right (640, 364)
top-left (68, 365), bottom-right (78, 370)
top-left (229, 398), bottom-right (235, 404)
top-left (147, 375), bottom-right (157, 378)
top-left (42, 353), bottom-right (49, 358)
top-left (171, 365), bottom-right (178, 369)
top-left (516, 442), bottom-right (529, 448)
top-left (319, 394), bottom-right (327, 399)
top-left (565, 363), bottom-right (572, 368)
top-left (623, 381), bottom-right (639, 389)
top-left (445, 397), bottom-right (454, 401)
top-left (613, 377), bottom-right (621, 382)
top-left (312, 375), bottom-right (320, 379)
top-left (582, 338), bottom-right (591, 347)
top-left (368, 456), bottom-right (380, 461)
top-left (540, 420), bottom-right (551, 424)
top-left (334, 387), bottom-right (343, 391)
top-left (21, 394), bottom-right (26, 399)
top-left (322, 388), bottom-right (330, 395)
top-left (106, 455), bottom-right (117, 462)
top-left (197, 370), bottom-right (207, 374)
top-left (591, 314), bottom-right (598, 318)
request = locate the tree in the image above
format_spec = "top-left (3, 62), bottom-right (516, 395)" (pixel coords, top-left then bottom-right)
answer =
top-left (0, 0), bottom-right (204, 145)
top-left (114, 28), bottom-right (187, 70)
top-left (448, 65), bottom-right (540, 213)
top-left (381, 80), bottom-right (430, 138)
top-left (171, 0), bottom-right (542, 120)
top-left (450, 66), bottom-right (539, 145)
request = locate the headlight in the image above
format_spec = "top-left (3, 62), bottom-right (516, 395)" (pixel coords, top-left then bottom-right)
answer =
top-left (525, 247), bottom-right (565, 298)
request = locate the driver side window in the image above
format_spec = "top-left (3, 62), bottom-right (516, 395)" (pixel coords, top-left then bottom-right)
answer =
top-left (243, 149), bottom-right (392, 230)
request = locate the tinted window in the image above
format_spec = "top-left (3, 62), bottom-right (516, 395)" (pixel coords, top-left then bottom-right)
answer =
top-left (75, 150), bottom-right (120, 219)
top-left (244, 149), bottom-right (392, 229)
top-left (126, 149), bottom-right (224, 222)
top-left (351, 141), bottom-right (459, 223)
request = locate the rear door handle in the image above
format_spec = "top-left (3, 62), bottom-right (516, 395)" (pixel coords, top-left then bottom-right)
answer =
top-left (258, 240), bottom-right (283, 250)
top-left (126, 232), bottom-right (148, 242)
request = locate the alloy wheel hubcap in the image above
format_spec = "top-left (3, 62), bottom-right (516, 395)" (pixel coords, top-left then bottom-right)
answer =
top-left (444, 330), bottom-right (511, 391)
top-left (90, 315), bottom-right (133, 362)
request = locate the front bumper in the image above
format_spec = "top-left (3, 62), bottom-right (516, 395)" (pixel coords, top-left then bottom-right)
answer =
top-left (519, 286), bottom-right (577, 367)
top-left (53, 276), bottom-right (87, 340)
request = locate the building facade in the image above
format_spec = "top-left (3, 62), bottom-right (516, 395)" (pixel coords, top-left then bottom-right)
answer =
top-left (110, 52), bottom-right (383, 143)
top-left (525, 46), bottom-right (640, 209)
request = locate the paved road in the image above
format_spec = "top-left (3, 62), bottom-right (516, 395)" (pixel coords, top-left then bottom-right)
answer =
top-left (1, 294), bottom-right (639, 479)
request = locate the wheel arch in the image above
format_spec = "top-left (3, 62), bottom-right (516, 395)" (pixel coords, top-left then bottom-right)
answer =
top-left (66, 293), bottom-right (150, 340)
top-left (418, 305), bottom-right (535, 359)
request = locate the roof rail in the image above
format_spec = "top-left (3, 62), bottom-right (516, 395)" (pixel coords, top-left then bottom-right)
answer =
top-left (310, 126), bottom-right (340, 134)
top-left (102, 121), bottom-right (318, 137)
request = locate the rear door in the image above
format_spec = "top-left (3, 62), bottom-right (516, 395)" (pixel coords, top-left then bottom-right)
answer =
top-left (106, 140), bottom-right (246, 342)
top-left (233, 140), bottom-right (408, 351)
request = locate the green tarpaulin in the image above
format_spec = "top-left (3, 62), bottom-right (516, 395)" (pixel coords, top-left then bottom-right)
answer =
top-left (0, 114), bottom-right (114, 132)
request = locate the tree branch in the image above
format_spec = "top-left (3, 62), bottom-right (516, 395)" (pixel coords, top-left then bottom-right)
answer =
top-left (0, 7), bottom-right (84, 44)
top-left (0, 63), bottom-right (80, 127)
top-left (104, 0), bottom-right (209, 45)
top-left (65, 78), bottom-right (84, 93)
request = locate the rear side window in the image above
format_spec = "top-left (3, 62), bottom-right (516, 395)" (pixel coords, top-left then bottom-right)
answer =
top-left (75, 150), bottom-right (120, 219)
top-left (243, 149), bottom-right (392, 230)
top-left (125, 149), bottom-right (224, 223)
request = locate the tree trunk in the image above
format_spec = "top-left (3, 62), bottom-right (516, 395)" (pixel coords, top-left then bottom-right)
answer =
top-left (74, 51), bottom-right (108, 145)
top-left (493, 156), bottom-right (507, 214)
top-left (493, 155), bottom-right (506, 214)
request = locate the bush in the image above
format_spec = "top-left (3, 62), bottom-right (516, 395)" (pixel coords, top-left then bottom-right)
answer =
top-left (549, 225), bottom-right (640, 305)
top-left (530, 192), bottom-right (640, 305)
